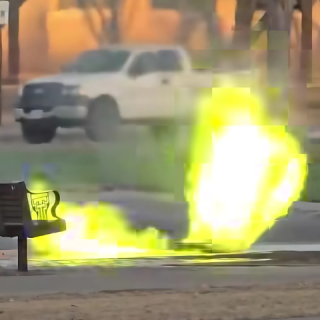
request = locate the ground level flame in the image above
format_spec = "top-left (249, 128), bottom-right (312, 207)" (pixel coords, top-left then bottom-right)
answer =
top-left (30, 86), bottom-right (307, 260)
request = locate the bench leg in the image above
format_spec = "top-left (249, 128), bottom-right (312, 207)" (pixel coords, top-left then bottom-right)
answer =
top-left (18, 237), bottom-right (28, 272)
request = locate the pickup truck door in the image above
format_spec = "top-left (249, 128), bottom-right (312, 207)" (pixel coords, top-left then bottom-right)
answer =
top-left (124, 52), bottom-right (164, 120)
top-left (154, 49), bottom-right (190, 120)
top-left (124, 49), bottom-right (196, 122)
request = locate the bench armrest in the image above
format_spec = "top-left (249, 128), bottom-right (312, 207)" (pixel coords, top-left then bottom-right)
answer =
top-left (26, 189), bottom-right (61, 220)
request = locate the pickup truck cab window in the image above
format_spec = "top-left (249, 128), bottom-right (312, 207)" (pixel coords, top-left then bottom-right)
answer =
top-left (156, 50), bottom-right (183, 72)
top-left (128, 52), bottom-right (158, 77)
top-left (129, 50), bottom-right (183, 77)
top-left (63, 49), bottom-right (130, 73)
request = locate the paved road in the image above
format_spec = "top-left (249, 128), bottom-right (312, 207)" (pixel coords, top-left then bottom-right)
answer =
top-left (0, 82), bottom-right (320, 144)
top-left (1, 265), bottom-right (320, 296)
top-left (0, 121), bottom-right (149, 145)
top-left (0, 84), bottom-right (148, 145)
top-left (97, 192), bottom-right (320, 247)
top-left (90, 192), bottom-right (320, 247)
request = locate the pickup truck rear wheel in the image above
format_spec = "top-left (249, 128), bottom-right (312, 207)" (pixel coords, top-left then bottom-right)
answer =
top-left (21, 122), bottom-right (57, 144)
top-left (85, 98), bottom-right (120, 142)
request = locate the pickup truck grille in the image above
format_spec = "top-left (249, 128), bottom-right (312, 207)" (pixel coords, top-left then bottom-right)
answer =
top-left (21, 83), bottom-right (64, 108)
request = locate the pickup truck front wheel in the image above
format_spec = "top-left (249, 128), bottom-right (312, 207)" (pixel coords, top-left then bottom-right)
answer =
top-left (21, 122), bottom-right (57, 144)
top-left (85, 98), bottom-right (120, 142)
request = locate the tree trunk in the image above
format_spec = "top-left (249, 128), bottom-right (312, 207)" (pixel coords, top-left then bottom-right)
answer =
top-left (202, 0), bottom-right (219, 47)
top-left (266, 0), bottom-right (294, 87)
top-left (108, 0), bottom-right (120, 43)
top-left (292, 0), bottom-right (313, 127)
top-left (265, 0), bottom-right (295, 121)
top-left (299, 0), bottom-right (313, 84)
top-left (232, 0), bottom-right (256, 50)
top-left (8, 0), bottom-right (21, 83)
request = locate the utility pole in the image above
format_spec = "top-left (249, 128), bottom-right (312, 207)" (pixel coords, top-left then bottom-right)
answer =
top-left (0, 1), bottom-right (9, 126)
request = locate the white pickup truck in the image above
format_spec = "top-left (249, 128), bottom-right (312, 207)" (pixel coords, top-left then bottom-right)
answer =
top-left (14, 44), bottom-right (249, 143)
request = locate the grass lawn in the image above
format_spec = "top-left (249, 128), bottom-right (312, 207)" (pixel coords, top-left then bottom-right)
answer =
top-left (1, 129), bottom-right (320, 202)
top-left (0, 131), bottom-right (186, 196)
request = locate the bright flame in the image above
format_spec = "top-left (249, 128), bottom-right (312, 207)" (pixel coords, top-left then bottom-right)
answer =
top-left (185, 86), bottom-right (307, 252)
top-left (30, 201), bottom-right (176, 260)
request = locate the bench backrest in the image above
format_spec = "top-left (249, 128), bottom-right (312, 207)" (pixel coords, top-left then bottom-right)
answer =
top-left (0, 181), bottom-right (31, 225)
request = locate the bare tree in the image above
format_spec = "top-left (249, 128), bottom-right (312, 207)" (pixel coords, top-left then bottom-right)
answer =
top-left (108, 0), bottom-right (120, 43)
top-left (232, 0), bottom-right (257, 50)
top-left (8, 0), bottom-right (27, 83)
top-left (77, 0), bottom-right (120, 45)
top-left (299, 0), bottom-right (313, 84)
top-left (230, 0), bottom-right (316, 144)
top-left (232, 0), bottom-right (315, 76)
top-left (176, 0), bottom-right (199, 47)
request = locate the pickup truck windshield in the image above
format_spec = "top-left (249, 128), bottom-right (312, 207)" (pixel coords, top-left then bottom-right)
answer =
top-left (63, 50), bottom-right (130, 73)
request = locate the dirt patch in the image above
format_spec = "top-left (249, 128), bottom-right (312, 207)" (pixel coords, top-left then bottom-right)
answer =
top-left (1, 282), bottom-right (320, 320)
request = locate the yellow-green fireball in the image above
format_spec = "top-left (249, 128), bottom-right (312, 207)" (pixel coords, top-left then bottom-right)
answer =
top-left (184, 87), bottom-right (307, 252)
top-left (29, 85), bottom-right (308, 260)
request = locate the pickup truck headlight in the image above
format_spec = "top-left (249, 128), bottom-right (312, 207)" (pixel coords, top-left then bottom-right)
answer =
top-left (62, 85), bottom-right (79, 96)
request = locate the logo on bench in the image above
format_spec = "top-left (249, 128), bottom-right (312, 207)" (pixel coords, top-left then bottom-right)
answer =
top-left (30, 192), bottom-right (50, 220)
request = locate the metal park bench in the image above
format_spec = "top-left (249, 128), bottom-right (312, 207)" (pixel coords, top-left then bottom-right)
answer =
top-left (0, 181), bottom-right (66, 271)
